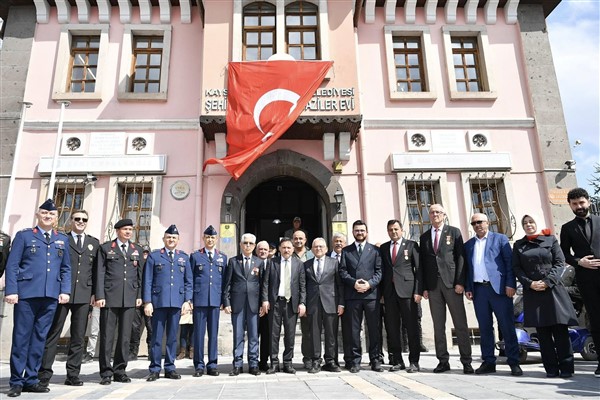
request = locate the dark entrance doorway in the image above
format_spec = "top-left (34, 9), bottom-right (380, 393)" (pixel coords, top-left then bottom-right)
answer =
top-left (244, 177), bottom-right (322, 246)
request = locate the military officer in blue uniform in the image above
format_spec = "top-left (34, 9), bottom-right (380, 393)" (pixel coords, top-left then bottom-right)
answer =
top-left (39, 210), bottom-right (100, 387)
top-left (190, 225), bottom-right (227, 377)
top-left (4, 199), bottom-right (71, 398)
top-left (95, 218), bottom-right (144, 385)
top-left (143, 225), bottom-right (193, 381)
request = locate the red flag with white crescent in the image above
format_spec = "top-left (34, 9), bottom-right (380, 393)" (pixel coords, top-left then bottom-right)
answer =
top-left (203, 60), bottom-right (333, 179)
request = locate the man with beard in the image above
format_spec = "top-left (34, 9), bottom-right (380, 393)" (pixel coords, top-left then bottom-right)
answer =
top-left (560, 187), bottom-right (600, 378)
top-left (339, 220), bottom-right (383, 373)
top-left (96, 219), bottom-right (144, 385)
top-left (330, 233), bottom-right (346, 264)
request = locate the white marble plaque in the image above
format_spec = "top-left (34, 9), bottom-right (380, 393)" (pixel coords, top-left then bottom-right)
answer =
top-left (88, 132), bottom-right (127, 155)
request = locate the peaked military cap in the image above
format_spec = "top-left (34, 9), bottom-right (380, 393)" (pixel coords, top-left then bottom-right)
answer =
top-left (39, 199), bottom-right (57, 211)
top-left (165, 224), bottom-right (179, 235)
top-left (204, 225), bottom-right (218, 235)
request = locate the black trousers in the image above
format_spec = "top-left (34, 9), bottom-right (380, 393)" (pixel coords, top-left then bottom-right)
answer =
top-left (536, 324), bottom-right (574, 375)
top-left (39, 303), bottom-right (90, 380)
top-left (99, 307), bottom-right (135, 378)
top-left (258, 314), bottom-right (271, 367)
top-left (343, 298), bottom-right (380, 366)
top-left (269, 298), bottom-right (298, 367)
top-left (576, 267), bottom-right (600, 367)
top-left (383, 294), bottom-right (420, 364)
top-left (129, 305), bottom-right (152, 355)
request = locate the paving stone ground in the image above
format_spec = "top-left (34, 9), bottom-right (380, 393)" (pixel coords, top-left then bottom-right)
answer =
top-left (1, 349), bottom-right (598, 399)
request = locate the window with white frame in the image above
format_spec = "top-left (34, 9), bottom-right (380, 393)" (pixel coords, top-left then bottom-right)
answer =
top-left (233, 0), bottom-right (329, 62)
top-left (383, 26), bottom-right (436, 100)
top-left (118, 25), bottom-right (172, 101)
top-left (441, 26), bottom-right (497, 100)
top-left (52, 24), bottom-right (109, 101)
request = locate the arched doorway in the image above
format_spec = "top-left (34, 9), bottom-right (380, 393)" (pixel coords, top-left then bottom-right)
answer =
top-left (219, 150), bottom-right (346, 252)
top-left (245, 177), bottom-right (322, 246)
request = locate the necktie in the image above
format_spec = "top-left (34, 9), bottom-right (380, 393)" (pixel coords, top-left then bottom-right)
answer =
top-left (244, 257), bottom-right (251, 275)
top-left (358, 243), bottom-right (363, 256)
top-left (433, 229), bottom-right (439, 253)
top-left (208, 251), bottom-right (213, 263)
top-left (284, 259), bottom-right (291, 300)
top-left (77, 234), bottom-right (82, 250)
top-left (391, 241), bottom-right (398, 264)
top-left (316, 258), bottom-right (322, 280)
top-left (121, 243), bottom-right (127, 256)
top-left (336, 253), bottom-right (340, 264)
top-left (584, 218), bottom-right (592, 242)
top-left (44, 232), bottom-right (50, 243)
top-left (168, 251), bottom-right (174, 263)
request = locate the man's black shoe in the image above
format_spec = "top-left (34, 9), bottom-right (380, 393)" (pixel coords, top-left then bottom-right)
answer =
top-left (321, 364), bottom-right (341, 372)
top-left (594, 366), bottom-right (600, 378)
top-left (349, 365), bottom-right (361, 373)
top-left (7, 386), bottom-right (22, 397)
top-left (193, 370), bottom-right (204, 377)
top-left (22, 384), bottom-right (50, 393)
top-left (371, 363), bottom-right (384, 372)
top-left (258, 363), bottom-right (269, 372)
top-left (463, 363), bottom-right (474, 374)
top-left (546, 372), bottom-right (559, 378)
top-left (475, 362), bottom-right (496, 374)
top-left (282, 366), bottom-right (296, 374)
top-left (146, 372), bottom-right (159, 382)
top-left (510, 365), bottom-right (523, 376)
top-left (407, 363), bottom-right (420, 373)
top-left (560, 371), bottom-right (573, 378)
top-left (113, 375), bottom-right (131, 383)
top-left (249, 367), bottom-right (261, 376)
top-left (164, 370), bottom-right (181, 379)
top-left (65, 376), bottom-right (83, 386)
top-left (433, 362), bottom-right (450, 373)
top-left (207, 369), bottom-right (220, 376)
top-left (99, 376), bottom-right (111, 385)
top-left (389, 363), bottom-right (405, 372)
top-left (38, 378), bottom-right (50, 388)
top-left (229, 367), bottom-right (241, 376)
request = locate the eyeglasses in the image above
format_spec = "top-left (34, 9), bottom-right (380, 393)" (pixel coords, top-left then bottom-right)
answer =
top-left (73, 217), bottom-right (88, 222)
top-left (242, 241), bottom-right (255, 245)
top-left (470, 220), bottom-right (486, 226)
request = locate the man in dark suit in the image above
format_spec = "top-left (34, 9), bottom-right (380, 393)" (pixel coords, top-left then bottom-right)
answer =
top-left (464, 213), bottom-right (522, 376)
top-left (261, 237), bottom-right (306, 374)
top-left (560, 187), bottom-right (600, 377)
top-left (39, 210), bottom-right (99, 387)
top-left (4, 199), bottom-right (71, 398)
top-left (95, 218), bottom-right (144, 385)
top-left (419, 204), bottom-right (473, 374)
top-left (380, 220), bottom-right (422, 373)
top-left (190, 225), bottom-right (227, 377)
top-left (255, 240), bottom-right (272, 371)
top-left (304, 237), bottom-right (344, 373)
top-left (339, 220), bottom-right (383, 373)
top-left (222, 233), bottom-right (264, 376)
top-left (143, 225), bottom-right (193, 382)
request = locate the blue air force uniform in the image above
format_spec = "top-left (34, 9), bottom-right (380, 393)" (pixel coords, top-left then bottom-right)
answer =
top-left (191, 240), bottom-right (227, 373)
top-left (143, 244), bottom-right (192, 374)
top-left (5, 222), bottom-right (71, 388)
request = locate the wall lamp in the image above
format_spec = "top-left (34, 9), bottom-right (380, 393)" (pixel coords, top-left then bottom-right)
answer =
top-left (334, 189), bottom-right (344, 214)
top-left (224, 192), bottom-right (233, 211)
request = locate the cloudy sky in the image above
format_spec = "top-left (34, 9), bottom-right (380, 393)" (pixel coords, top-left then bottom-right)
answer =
top-left (547, 0), bottom-right (600, 195)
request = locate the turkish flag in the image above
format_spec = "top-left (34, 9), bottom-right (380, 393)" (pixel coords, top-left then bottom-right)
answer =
top-left (204, 60), bottom-right (333, 179)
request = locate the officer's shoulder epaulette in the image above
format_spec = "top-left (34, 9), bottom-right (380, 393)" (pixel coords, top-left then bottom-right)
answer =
top-left (19, 228), bottom-right (33, 233)
top-left (86, 234), bottom-right (98, 240)
top-left (176, 249), bottom-right (189, 257)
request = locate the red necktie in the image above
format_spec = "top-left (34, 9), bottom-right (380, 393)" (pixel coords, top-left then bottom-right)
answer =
top-left (391, 241), bottom-right (398, 264)
top-left (433, 229), bottom-right (439, 253)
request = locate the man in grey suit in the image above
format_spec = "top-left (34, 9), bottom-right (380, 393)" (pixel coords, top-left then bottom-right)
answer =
top-left (222, 233), bottom-right (264, 376)
top-left (339, 220), bottom-right (383, 373)
top-left (262, 238), bottom-right (306, 374)
top-left (304, 238), bottom-right (344, 373)
top-left (380, 220), bottom-right (422, 373)
top-left (419, 204), bottom-right (473, 374)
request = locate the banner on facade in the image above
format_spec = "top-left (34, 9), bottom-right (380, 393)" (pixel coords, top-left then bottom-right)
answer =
top-left (203, 60), bottom-right (333, 179)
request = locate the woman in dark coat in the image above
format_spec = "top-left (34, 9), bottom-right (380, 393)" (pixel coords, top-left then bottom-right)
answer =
top-left (512, 214), bottom-right (578, 378)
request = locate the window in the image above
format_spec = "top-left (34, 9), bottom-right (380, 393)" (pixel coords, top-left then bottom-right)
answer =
top-left (54, 185), bottom-right (85, 232)
top-left (243, 2), bottom-right (276, 61)
top-left (52, 24), bottom-right (109, 101)
top-left (118, 25), bottom-right (172, 101)
top-left (120, 183), bottom-right (153, 245)
top-left (451, 37), bottom-right (482, 92)
top-left (441, 26), bottom-right (496, 100)
top-left (384, 26), bottom-right (436, 100)
top-left (469, 179), bottom-right (515, 238)
top-left (405, 181), bottom-right (440, 241)
top-left (68, 35), bottom-right (99, 93)
top-left (392, 36), bottom-right (426, 93)
top-left (130, 36), bottom-right (163, 93)
top-left (285, 1), bottom-right (319, 60)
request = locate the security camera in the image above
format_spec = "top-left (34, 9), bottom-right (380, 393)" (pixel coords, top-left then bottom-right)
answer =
top-left (565, 160), bottom-right (576, 169)
top-left (84, 174), bottom-right (98, 184)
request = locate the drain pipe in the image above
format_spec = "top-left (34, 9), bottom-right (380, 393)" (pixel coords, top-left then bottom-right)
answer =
top-left (354, 27), bottom-right (369, 223)
top-left (195, 127), bottom-right (205, 250)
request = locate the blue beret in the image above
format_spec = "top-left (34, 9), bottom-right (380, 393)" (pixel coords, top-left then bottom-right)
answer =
top-left (39, 199), bottom-right (57, 211)
top-left (203, 225), bottom-right (217, 236)
top-left (114, 219), bottom-right (133, 229)
top-left (165, 224), bottom-right (179, 235)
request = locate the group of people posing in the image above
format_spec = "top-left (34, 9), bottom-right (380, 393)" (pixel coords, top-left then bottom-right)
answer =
top-left (3, 187), bottom-right (599, 397)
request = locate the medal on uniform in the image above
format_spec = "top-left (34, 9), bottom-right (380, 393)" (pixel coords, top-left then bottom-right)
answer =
top-left (404, 249), bottom-right (409, 260)
top-left (31, 246), bottom-right (36, 254)
top-left (88, 244), bottom-right (94, 251)
top-left (446, 235), bottom-right (451, 245)
top-left (218, 266), bottom-right (222, 273)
